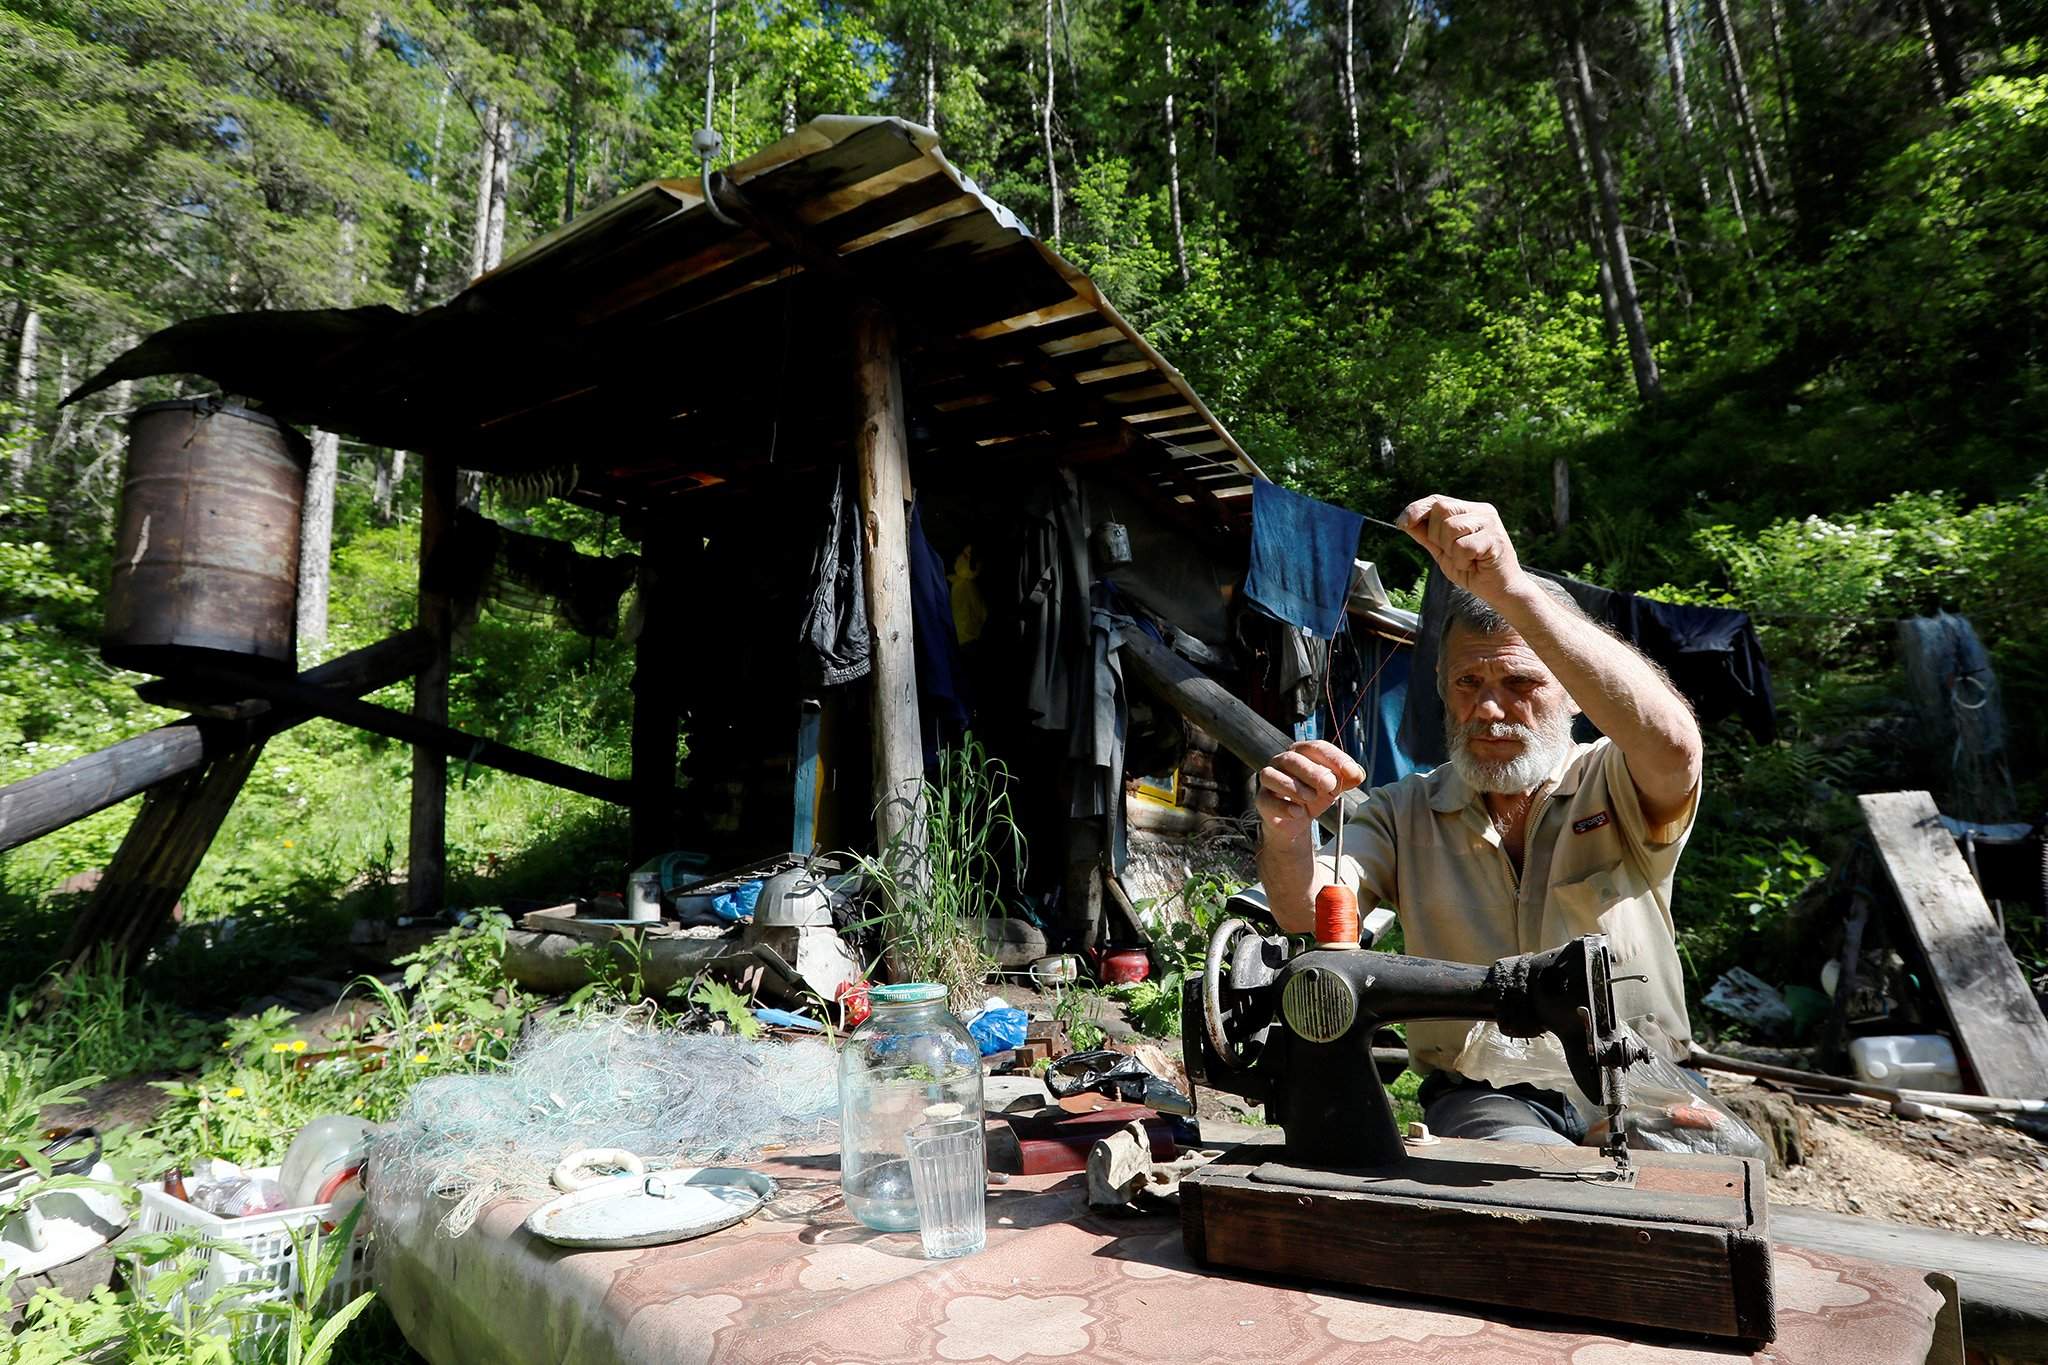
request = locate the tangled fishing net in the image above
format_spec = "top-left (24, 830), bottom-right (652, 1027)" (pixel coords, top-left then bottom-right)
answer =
top-left (371, 1012), bottom-right (840, 1235)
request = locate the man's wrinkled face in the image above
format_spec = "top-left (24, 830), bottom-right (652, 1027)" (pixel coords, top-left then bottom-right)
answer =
top-left (1440, 625), bottom-right (1578, 795)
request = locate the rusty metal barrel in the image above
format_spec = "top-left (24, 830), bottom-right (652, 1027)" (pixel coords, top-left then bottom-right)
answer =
top-left (102, 399), bottom-right (309, 676)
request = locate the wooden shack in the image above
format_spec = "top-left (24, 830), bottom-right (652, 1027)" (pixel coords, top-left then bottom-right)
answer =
top-left (4, 117), bottom-right (1412, 963)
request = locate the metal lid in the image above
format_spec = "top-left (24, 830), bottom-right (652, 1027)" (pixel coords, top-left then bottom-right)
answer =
top-left (130, 398), bottom-right (312, 461)
top-left (870, 983), bottom-right (947, 1006)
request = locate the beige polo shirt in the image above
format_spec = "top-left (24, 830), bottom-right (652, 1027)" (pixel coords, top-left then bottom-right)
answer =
top-left (1326, 736), bottom-right (1697, 1074)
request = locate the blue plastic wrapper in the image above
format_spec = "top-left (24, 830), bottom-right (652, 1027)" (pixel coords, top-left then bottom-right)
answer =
top-left (710, 879), bottom-right (763, 922)
top-left (966, 1006), bottom-right (1029, 1056)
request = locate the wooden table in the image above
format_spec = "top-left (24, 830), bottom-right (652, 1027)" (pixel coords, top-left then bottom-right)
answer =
top-left (369, 1142), bottom-right (1950, 1364)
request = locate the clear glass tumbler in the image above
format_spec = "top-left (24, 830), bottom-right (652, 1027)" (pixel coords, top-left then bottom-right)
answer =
top-left (905, 1117), bottom-right (987, 1259)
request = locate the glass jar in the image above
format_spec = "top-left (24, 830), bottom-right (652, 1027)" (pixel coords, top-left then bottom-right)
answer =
top-left (838, 983), bottom-right (984, 1231)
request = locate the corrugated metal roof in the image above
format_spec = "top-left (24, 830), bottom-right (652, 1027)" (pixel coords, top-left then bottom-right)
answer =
top-left (71, 116), bottom-right (1263, 527)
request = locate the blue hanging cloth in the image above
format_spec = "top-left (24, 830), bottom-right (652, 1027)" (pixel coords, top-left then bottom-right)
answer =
top-left (1244, 477), bottom-right (1364, 640)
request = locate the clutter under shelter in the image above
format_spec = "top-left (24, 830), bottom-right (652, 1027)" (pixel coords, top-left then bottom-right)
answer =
top-left (0, 116), bottom-right (2019, 1364)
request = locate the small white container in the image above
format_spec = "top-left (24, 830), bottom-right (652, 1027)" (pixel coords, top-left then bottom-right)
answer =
top-left (1848, 1035), bottom-right (1962, 1093)
top-left (136, 1164), bottom-right (373, 1344)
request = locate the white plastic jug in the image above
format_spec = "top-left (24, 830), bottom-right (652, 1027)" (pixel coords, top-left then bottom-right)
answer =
top-left (1847, 1035), bottom-right (1961, 1093)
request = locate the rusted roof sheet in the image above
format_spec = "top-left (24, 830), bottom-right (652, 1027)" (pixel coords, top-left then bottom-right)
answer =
top-left (71, 117), bottom-right (1261, 526)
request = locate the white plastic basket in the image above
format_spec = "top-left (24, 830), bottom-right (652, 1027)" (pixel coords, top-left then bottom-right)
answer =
top-left (135, 1166), bottom-right (373, 1340)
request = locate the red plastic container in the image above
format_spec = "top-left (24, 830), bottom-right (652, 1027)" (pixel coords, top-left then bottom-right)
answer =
top-left (1099, 948), bottom-right (1150, 984)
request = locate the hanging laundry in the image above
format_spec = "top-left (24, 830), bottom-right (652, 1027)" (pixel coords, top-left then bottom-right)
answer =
top-left (1244, 477), bottom-right (1364, 639)
top-left (1399, 567), bottom-right (1777, 767)
top-left (1016, 469), bottom-right (1091, 731)
top-left (796, 460), bottom-right (870, 688)
top-left (949, 546), bottom-right (988, 644)
top-left (908, 499), bottom-right (971, 761)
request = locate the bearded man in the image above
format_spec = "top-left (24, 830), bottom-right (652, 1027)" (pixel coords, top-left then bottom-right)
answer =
top-left (1254, 494), bottom-right (1704, 1147)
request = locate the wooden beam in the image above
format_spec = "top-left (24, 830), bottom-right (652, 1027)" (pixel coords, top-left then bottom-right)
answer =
top-left (60, 745), bottom-right (265, 968)
top-left (853, 298), bottom-right (922, 851)
top-left (1118, 627), bottom-right (1359, 838)
top-left (183, 666), bottom-right (653, 811)
top-left (629, 531), bottom-right (691, 862)
top-left (409, 455), bottom-right (455, 915)
top-left (1859, 791), bottom-right (2048, 1099)
top-left (0, 630), bottom-right (431, 855)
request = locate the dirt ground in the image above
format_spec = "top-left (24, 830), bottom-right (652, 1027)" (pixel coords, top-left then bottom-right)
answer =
top-left (1760, 1091), bottom-right (2048, 1245)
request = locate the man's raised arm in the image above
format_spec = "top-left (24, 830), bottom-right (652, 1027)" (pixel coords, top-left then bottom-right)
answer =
top-left (1398, 494), bottom-right (1702, 825)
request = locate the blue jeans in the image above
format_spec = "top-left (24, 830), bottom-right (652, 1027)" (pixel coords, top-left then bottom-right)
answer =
top-left (1418, 1072), bottom-right (1584, 1147)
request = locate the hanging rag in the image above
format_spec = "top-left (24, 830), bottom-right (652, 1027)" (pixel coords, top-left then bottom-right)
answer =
top-left (908, 499), bottom-right (971, 762)
top-left (1399, 567), bottom-right (1777, 767)
top-left (949, 546), bottom-right (988, 645)
top-left (797, 460), bottom-right (871, 688)
top-left (1244, 477), bottom-right (1364, 639)
top-left (1017, 469), bottom-right (1092, 731)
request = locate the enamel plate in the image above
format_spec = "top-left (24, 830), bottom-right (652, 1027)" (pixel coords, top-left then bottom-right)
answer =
top-left (524, 1167), bottom-right (777, 1250)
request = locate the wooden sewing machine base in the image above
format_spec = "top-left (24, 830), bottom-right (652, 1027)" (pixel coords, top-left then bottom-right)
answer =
top-left (1180, 1136), bottom-right (1776, 1344)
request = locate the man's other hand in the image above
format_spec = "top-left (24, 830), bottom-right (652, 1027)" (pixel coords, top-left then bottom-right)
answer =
top-left (1396, 495), bottom-right (1532, 608)
top-left (1256, 740), bottom-right (1365, 840)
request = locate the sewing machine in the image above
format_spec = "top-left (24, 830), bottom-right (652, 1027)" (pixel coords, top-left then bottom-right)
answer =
top-left (1178, 913), bottom-right (1778, 1344)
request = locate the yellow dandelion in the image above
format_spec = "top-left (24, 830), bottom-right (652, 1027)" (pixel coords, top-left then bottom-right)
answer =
top-left (270, 1042), bottom-right (289, 1054)
top-left (413, 1052), bottom-right (429, 1063)
top-left (282, 839), bottom-right (295, 848)
top-left (224, 1086), bottom-right (244, 1099)
top-left (351, 1096), bottom-right (365, 1109)
top-left (424, 1022), bottom-right (444, 1034)
top-left (290, 1040), bottom-right (308, 1053)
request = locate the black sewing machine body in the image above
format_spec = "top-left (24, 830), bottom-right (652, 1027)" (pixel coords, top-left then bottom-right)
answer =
top-left (1185, 919), bottom-right (1644, 1170)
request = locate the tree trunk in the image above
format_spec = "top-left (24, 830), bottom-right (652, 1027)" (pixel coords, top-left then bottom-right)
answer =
top-left (470, 102), bottom-right (500, 279)
top-left (413, 83), bottom-right (450, 304)
top-left (563, 66), bottom-right (581, 225)
top-left (1567, 34), bottom-right (1663, 403)
top-left (484, 113), bottom-right (510, 272)
top-left (1660, 0), bottom-right (1714, 205)
top-left (1656, 185), bottom-right (1695, 311)
top-left (7, 306), bottom-right (37, 483)
top-left (1919, 0), bottom-right (1967, 102)
top-left (1555, 80), bottom-right (1624, 355)
top-left (1706, 0), bottom-right (1776, 211)
top-left (923, 29), bottom-right (937, 128)
top-left (374, 448), bottom-right (405, 524)
top-left (1165, 28), bottom-right (1189, 284)
top-left (298, 429), bottom-right (339, 652)
top-left (1043, 0), bottom-right (1060, 238)
top-left (1338, 0), bottom-right (1363, 180)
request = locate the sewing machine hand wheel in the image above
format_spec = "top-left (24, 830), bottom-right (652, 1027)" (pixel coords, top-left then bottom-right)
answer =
top-left (1198, 917), bottom-right (1289, 1071)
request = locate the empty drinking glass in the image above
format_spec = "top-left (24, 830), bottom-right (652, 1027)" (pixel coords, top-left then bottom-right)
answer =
top-left (905, 1117), bottom-right (986, 1260)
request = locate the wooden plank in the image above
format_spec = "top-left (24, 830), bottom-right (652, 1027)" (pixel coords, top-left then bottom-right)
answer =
top-left (852, 301), bottom-right (922, 853)
top-left (1858, 790), bottom-right (2048, 1098)
top-left (792, 701), bottom-right (822, 857)
top-left (1118, 627), bottom-right (1359, 837)
top-left (0, 630), bottom-right (431, 855)
top-left (409, 456), bottom-right (454, 916)
top-left (1182, 1143), bottom-right (1775, 1343)
top-left (1772, 1207), bottom-right (2048, 1357)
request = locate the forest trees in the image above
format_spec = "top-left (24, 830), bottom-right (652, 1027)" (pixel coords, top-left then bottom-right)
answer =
top-left (0, 0), bottom-right (2042, 635)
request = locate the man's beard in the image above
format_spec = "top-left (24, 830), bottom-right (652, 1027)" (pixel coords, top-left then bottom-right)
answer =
top-left (1445, 711), bottom-right (1576, 794)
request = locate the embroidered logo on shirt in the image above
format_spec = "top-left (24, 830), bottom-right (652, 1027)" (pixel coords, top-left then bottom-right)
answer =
top-left (1572, 811), bottom-right (1611, 835)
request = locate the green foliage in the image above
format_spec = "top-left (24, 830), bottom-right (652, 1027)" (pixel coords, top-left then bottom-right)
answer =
top-left (687, 978), bottom-right (764, 1039)
top-left (2, 953), bottom-right (220, 1090)
top-left (843, 733), bottom-right (1022, 1012)
top-left (1114, 870), bottom-right (1242, 1039)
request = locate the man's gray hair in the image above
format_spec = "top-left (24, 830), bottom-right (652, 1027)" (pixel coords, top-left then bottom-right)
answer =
top-left (1437, 578), bottom-right (1587, 672)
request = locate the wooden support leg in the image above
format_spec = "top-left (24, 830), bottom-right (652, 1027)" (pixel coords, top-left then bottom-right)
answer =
top-left (629, 533), bottom-right (687, 864)
top-left (408, 456), bottom-right (455, 915)
top-left (852, 298), bottom-right (923, 854)
top-left (62, 744), bottom-right (265, 969)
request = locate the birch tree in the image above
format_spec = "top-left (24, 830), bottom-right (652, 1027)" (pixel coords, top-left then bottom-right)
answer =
top-left (1164, 22), bottom-right (1189, 284)
top-left (1659, 0), bottom-right (1714, 205)
top-left (1043, 0), bottom-right (1061, 238)
top-left (1705, 0), bottom-right (1776, 212)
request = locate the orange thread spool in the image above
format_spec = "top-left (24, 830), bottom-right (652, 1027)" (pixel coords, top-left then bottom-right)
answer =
top-left (1314, 884), bottom-right (1361, 947)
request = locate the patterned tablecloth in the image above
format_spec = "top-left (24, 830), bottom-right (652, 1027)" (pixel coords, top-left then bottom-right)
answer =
top-left (372, 1147), bottom-right (1945, 1365)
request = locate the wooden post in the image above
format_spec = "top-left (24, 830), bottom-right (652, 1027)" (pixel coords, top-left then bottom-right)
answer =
top-left (852, 299), bottom-right (922, 853)
top-left (629, 531), bottom-right (687, 862)
top-left (408, 455), bottom-right (455, 915)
